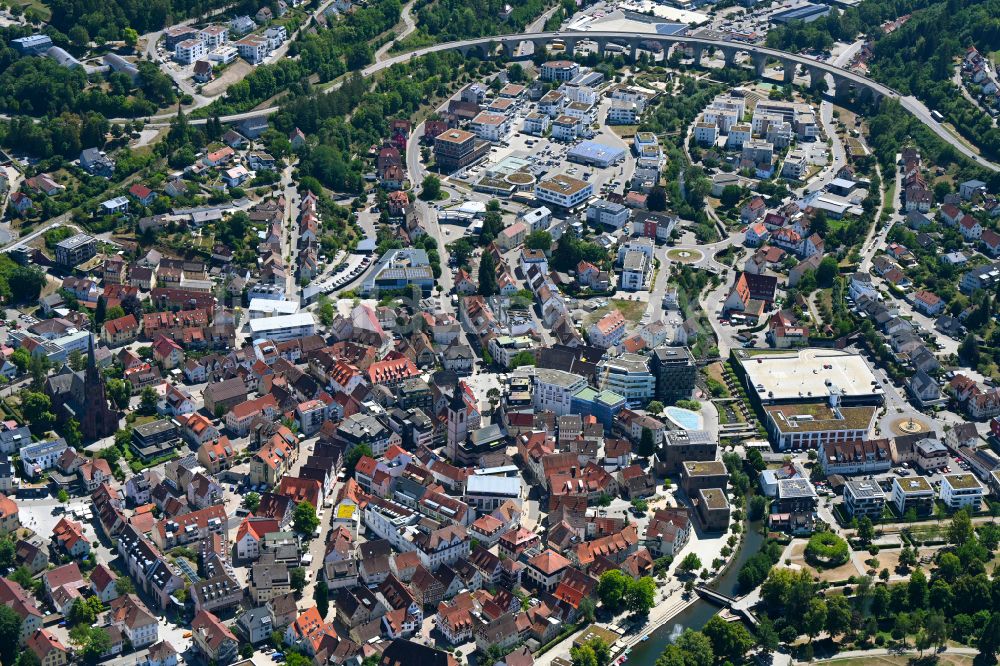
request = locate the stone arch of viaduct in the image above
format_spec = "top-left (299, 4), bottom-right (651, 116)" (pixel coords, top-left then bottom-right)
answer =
top-left (440, 30), bottom-right (885, 104)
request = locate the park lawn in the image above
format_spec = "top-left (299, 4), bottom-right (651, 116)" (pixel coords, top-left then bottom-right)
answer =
top-left (816, 655), bottom-right (973, 666)
top-left (784, 540), bottom-right (862, 583)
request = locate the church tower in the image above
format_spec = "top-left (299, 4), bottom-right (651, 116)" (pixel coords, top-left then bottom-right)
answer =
top-left (446, 381), bottom-right (467, 462)
top-left (80, 334), bottom-right (121, 441)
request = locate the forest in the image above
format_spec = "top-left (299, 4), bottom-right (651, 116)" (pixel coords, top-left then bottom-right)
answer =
top-left (394, 0), bottom-right (554, 50)
top-left (767, 0), bottom-right (1000, 161)
top-left (45, 0), bottom-right (247, 41)
top-left (199, 0), bottom-right (403, 117)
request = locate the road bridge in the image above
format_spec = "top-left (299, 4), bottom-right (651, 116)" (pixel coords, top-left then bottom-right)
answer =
top-left (156, 29), bottom-right (997, 172)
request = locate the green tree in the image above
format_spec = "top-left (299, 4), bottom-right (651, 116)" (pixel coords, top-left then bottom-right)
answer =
top-left (314, 580), bottom-right (329, 618)
top-left (755, 616), bottom-right (779, 655)
top-left (816, 256), bottom-right (839, 288)
top-left (524, 230), bottom-right (552, 251)
top-left (10, 347), bottom-right (29, 373)
top-left (293, 501), bottom-right (320, 535)
top-left (578, 596), bottom-right (596, 623)
top-left (937, 552), bottom-right (961, 582)
top-left (825, 595), bottom-right (852, 638)
top-left (115, 577), bottom-right (134, 595)
top-left (420, 175), bottom-right (441, 201)
top-left (509, 350), bottom-right (536, 369)
top-left (139, 386), bottom-right (158, 415)
top-left (597, 569), bottom-right (630, 610)
top-left (123, 27), bottom-right (138, 48)
top-left (67, 596), bottom-right (96, 626)
top-left (678, 552), bottom-right (702, 574)
top-left (647, 186), bottom-right (667, 211)
top-left (803, 598), bottom-right (827, 643)
top-left (57, 489), bottom-right (69, 503)
top-left (646, 400), bottom-right (664, 415)
top-left (720, 184), bottom-right (742, 208)
top-left (909, 567), bottom-right (929, 608)
top-left (0, 537), bottom-right (12, 569)
top-left (317, 295), bottom-right (335, 327)
top-left (21, 390), bottom-right (54, 432)
top-left (9, 566), bottom-right (35, 592)
top-left (63, 418), bottom-right (82, 449)
top-left (661, 630), bottom-right (713, 666)
top-left (290, 567), bottom-right (307, 592)
top-left (748, 495), bottom-right (767, 521)
top-left (105, 378), bottom-right (131, 410)
top-left (15, 648), bottom-right (40, 666)
top-left (478, 251), bottom-right (499, 296)
top-left (979, 612), bottom-right (1000, 660)
top-left (959, 333), bottom-right (980, 366)
top-left (244, 492), bottom-right (261, 512)
top-left (68, 350), bottom-right (86, 372)
top-left (344, 444), bottom-right (373, 475)
top-left (703, 615), bottom-right (754, 663)
top-left (949, 509), bottom-right (974, 545)
top-left (857, 516), bottom-right (875, 545)
top-left (624, 576), bottom-right (656, 614)
top-left (637, 427), bottom-right (655, 457)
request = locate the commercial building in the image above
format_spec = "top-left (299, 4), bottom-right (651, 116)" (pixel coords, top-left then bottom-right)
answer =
top-left (843, 479), bottom-right (885, 520)
top-left (940, 473), bottom-right (985, 511)
top-left (655, 430), bottom-right (717, 475)
top-left (464, 475), bottom-right (520, 513)
top-left (650, 347), bottom-right (696, 403)
top-left (771, 3), bottom-right (830, 23)
top-left (362, 248), bottom-right (435, 296)
top-left (763, 403), bottom-right (877, 451)
top-left (247, 313), bottom-right (316, 343)
top-left (596, 354), bottom-right (655, 405)
top-left (534, 174), bottom-right (593, 210)
top-left (434, 129), bottom-right (490, 173)
top-left (530, 368), bottom-right (587, 416)
top-left (891, 476), bottom-right (935, 516)
top-left (247, 299), bottom-right (299, 319)
top-left (569, 386), bottom-right (627, 431)
top-left (566, 141), bottom-right (627, 168)
top-left (733, 349), bottom-right (883, 406)
top-left (54, 233), bottom-right (97, 268)
top-left (694, 488), bottom-right (730, 531)
top-left (680, 461), bottom-right (728, 496)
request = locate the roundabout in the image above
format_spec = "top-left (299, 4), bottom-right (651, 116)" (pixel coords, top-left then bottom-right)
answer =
top-left (667, 248), bottom-right (704, 264)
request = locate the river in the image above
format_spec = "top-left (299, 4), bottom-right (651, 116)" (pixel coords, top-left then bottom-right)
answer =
top-left (623, 523), bottom-right (766, 666)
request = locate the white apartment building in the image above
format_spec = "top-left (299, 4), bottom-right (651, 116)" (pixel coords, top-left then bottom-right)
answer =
top-left (694, 122), bottom-right (719, 146)
top-left (534, 174), bottom-right (593, 209)
top-left (940, 473), bottom-right (985, 510)
top-left (540, 60), bottom-right (579, 81)
top-left (551, 115), bottom-right (579, 142)
top-left (619, 250), bottom-right (651, 291)
top-left (538, 91), bottom-right (566, 117)
top-left (607, 100), bottom-right (639, 125)
top-left (175, 39), bottom-right (206, 64)
top-left (199, 25), bottom-right (229, 49)
top-left (523, 112), bottom-right (550, 136)
top-left (471, 112), bottom-right (511, 143)
top-left (782, 150), bottom-right (808, 179)
top-left (616, 237), bottom-right (655, 264)
top-left (529, 368), bottom-right (587, 416)
top-left (843, 480), bottom-right (885, 520)
top-left (726, 124), bottom-right (752, 148)
top-left (586, 199), bottom-right (630, 229)
top-left (235, 35), bottom-right (270, 64)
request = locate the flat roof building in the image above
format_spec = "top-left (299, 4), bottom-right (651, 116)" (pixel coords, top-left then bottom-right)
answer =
top-left (764, 403), bottom-right (877, 451)
top-left (567, 141), bottom-right (627, 168)
top-left (843, 479), bottom-right (885, 520)
top-left (535, 174), bottom-right (593, 210)
top-left (891, 476), bottom-right (935, 516)
top-left (734, 349), bottom-right (884, 406)
top-left (940, 473), bottom-right (985, 511)
top-left (247, 313), bottom-right (316, 342)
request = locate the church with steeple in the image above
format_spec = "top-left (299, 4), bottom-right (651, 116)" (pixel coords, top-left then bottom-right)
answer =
top-left (44, 335), bottom-right (122, 441)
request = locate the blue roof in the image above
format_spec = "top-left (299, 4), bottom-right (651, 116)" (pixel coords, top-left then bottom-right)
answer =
top-left (654, 23), bottom-right (689, 35)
